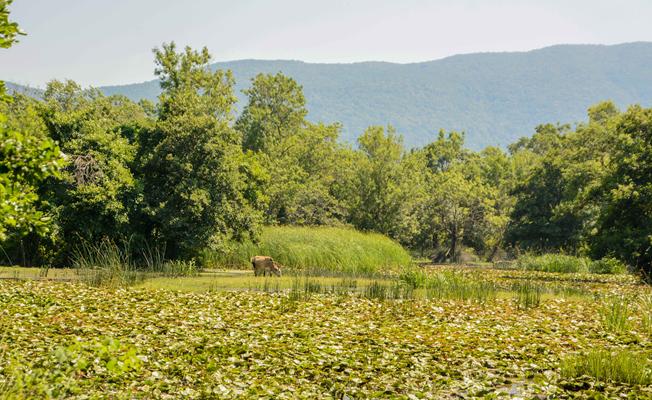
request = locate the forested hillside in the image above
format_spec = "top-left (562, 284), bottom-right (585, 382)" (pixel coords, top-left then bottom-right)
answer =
top-left (62, 42), bottom-right (652, 149)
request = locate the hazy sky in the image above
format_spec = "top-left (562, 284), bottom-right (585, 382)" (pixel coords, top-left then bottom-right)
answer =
top-left (2, 0), bottom-right (652, 87)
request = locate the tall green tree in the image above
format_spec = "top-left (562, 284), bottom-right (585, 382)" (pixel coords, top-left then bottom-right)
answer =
top-left (349, 126), bottom-right (418, 240)
top-left (590, 105), bottom-right (652, 273)
top-left (139, 43), bottom-right (264, 259)
top-left (0, 0), bottom-right (22, 100)
top-left (0, 2), bottom-right (63, 247)
top-left (28, 81), bottom-right (150, 263)
top-left (237, 73), bottom-right (307, 153)
top-left (504, 124), bottom-right (582, 251)
top-left (236, 73), bottom-right (351, 225)
top-left (411, 132), bottom-right (508, 260)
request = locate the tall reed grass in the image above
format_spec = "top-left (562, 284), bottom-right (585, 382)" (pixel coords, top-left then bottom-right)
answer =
top-left (600, 297), bottom-right (631, 333)
top-left (516, 254), bottom-right (591, 273)
top-left (641, 296), bottom-right (652, 336)
top-left (514, 281), bottom-right (542, 309)
top-left (560, 350), bottom-right (652, 385)
top-left (72, 240), bottom-right (199, 288)
top-left (72, 240), bottom-right (144, 288)
top-left (515, 254), bottom-right (628, 274)
top-left (206, 226), bottom-right (411, 276)
top-left (399, 268), bottom-right (497, 303)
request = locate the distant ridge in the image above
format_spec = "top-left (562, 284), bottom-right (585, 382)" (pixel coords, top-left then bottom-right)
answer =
top-left (9, 42), bottom-right (652, 149)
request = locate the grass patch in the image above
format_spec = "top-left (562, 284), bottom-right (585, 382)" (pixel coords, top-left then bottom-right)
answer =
top-left (516, 254), bottom-right (591, 274)
top-left (72, 240), bottom-right (145, 288)
top-left (136, 271), bottom-right (390, 293)
top-left (514, 280), bottom-right (542, 309)
top-left (515, 254), bottom-right (628, 275)
top-left (589, 257), bottom-right (628, 274)
top-left (600, 297), bottom-right (631, 333)
top-left (206, 226), bottom-right (411, 276)
top-left (560, 350), bottom-right (652, 385)
top-left (641, 296), bottom-right (652, 336)
top-left (400, 268), bottom-right (497, 303)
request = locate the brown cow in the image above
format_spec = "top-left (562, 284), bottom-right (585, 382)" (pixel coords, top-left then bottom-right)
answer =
top-left (251, 255), bottom-right (282, 277)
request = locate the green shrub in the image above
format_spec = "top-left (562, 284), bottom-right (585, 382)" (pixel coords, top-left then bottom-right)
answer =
top-left (516, 254), bottom-right (590, 273)
top-left (399, 268), bottom-right (429, 289)
top-left (589, 257), bottom-right (628, 274)
top-left (560, 350), bottom-right (652, 385)
top-left (206, 226), bottom-right (411, 276)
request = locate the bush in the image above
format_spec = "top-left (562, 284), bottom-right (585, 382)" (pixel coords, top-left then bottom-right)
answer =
top-left (589, 257), bottom-right (628, 274)
top-left (206, 226), bottom-right (411, 276)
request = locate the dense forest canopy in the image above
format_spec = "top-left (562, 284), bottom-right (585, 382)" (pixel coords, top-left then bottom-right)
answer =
top-left (1, 18), bottom-right (651, 276)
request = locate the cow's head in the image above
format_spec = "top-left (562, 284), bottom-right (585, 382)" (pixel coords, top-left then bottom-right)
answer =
top-left (271, 262), bottom-right (282, 277)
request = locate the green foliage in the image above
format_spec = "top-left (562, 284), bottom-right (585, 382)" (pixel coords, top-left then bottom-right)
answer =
top-left (560, 350), bottom-right (652, 385)
top-left (208, 225), bottom-right (411, 276)
top-left (0, 0), bottom-right (22, 100)
top-left (0, 0), bottom-right (21, 50)
top-left (600, 297), bottom-right (631, 333)
top-left (516, 254), bottom-right (627, 275)
top-left (0, 117), bottom-right (64, 241)
top-left (237, 72), bottom-right (307, 152)
top-left (236, 73), bottom-right (352, 225)
top-left (0, 6), bottom-right (63, 244)
top-left (641, 296), bottom-right (652, 336)
top-left (348, 125), bottom-right (419, 241)
top-left (589, 105), bottom-right (652, 272)
top-left (514, 280), bottom-right (542, 309)
top-left (72, 239), bottom-right (144, 288)
top-left (2, 337), bottom-right (142, 398)
top-left (589, 257), bottom-right (628, 274)
top-left (3, 34), bottom-right (652, 278)
top-left (409, 132), bottom-right (511, 260)
top-left (38, 81), bottom-right (148, 260)
top-left (399, 268), bottom-right (497, 302)
top-left (138, 43), bottom-right (264, 259)
top-left (516, 254), bottom-right (591, 274)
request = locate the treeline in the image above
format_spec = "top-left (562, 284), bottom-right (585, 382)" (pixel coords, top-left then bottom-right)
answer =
top-left (1, 43), bottom-right (651, 275)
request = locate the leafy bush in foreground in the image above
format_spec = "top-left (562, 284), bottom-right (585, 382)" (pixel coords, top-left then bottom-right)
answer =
top-left (206, 226), bottom-right (411, 276)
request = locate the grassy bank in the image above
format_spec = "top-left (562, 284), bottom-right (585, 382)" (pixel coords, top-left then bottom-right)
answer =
top-left (206, 226), bottom-right (411, 276)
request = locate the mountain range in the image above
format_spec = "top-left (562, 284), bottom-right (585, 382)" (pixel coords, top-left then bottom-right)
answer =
top-left (8, 42), bottom-right (652, 149)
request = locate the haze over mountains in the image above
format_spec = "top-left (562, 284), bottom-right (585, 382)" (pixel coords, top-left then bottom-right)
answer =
top-left (9, 42), bottom-right (652, 149)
